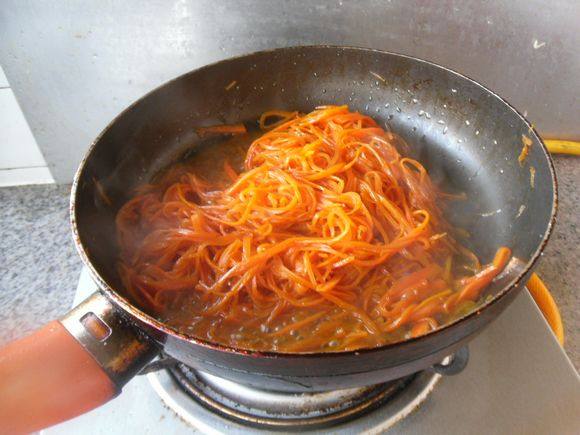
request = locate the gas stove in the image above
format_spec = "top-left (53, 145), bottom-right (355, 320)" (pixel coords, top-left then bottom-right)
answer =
top-left (44, 268), bottom-right (580, 434)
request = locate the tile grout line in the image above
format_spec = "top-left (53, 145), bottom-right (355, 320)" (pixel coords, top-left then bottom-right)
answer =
top-left (0, 165), bottom-right (49, 170)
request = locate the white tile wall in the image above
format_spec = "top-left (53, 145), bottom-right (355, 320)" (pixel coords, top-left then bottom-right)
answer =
top-left (0, 89), bottom-right (48, 168)
top-left (0, 167), bottom-right (54, 187)
top-left (0, 64), bottom-right (54, 185)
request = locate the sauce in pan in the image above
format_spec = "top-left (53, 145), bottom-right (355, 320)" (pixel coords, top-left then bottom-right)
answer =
top-left (116, 106), bottom-right (510, 352)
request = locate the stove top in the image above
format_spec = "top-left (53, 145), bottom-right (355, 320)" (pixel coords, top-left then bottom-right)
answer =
top-left (44, 268), bottom-right (580, 434)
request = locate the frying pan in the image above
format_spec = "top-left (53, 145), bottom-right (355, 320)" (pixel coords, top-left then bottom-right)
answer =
top-left (0, 46), bottom-right (556, 433)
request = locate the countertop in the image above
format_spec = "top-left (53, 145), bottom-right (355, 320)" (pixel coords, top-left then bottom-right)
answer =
top-left (0, 155), bottom-right (578, 369)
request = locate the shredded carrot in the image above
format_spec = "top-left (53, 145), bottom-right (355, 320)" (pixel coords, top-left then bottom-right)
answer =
top-left (530, 166), bottom-right (536, 189)
top-left (225, 80), bottom-right (237, 91)
top-left (370, 71), bottom-right (386, 83)
top-left (518, 134), bottom-right (532, 166)
top-left (116, 106), bottom-right (511, 352)
top-left (259, 110), bottom-right (298, 130)
top-left (223, 160), bottom-right (238, 182)
top-left (93, 177), bottom-right (112, 206)
top-left (196, 123), bottom-right (247, 138)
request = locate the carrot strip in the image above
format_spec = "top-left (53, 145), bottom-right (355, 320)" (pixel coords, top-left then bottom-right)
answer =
top-left (196, 123), bottom-right (247, 137)
top-left (518, 135), bottom-right (533, 166)
top-left (116, 106), bottom-right (511, 353)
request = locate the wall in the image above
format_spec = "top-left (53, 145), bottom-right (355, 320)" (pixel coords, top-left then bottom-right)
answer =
top-left (0, 65), bottom-right (53, 186)
top-left (0, 0), bottom-right (578, 183)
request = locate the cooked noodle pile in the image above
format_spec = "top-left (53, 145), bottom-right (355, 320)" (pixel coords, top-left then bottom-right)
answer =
top-left (117, 106), bottom-right (510, 352)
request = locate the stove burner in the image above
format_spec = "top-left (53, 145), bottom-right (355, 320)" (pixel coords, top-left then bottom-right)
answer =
top-left (147, 365), bottom-right (441, 433)
top-left (170, 364), bottom-right (413, 430)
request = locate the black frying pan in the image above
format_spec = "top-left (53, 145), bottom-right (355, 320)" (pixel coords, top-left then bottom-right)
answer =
top-left (0, 46), bottom-right (556, 433)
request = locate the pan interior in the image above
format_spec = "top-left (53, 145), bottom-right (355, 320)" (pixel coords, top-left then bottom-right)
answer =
top-left (73, 47), bottom-right (555, 346)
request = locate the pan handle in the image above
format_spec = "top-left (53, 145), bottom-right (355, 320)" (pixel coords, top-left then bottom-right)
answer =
top-left (0, 291), bottom-right (158, 433)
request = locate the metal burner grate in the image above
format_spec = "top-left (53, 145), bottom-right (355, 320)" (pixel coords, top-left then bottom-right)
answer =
top-left (170, 364), bottom-right (414, 430)
top-left (147, 363), bottom-right (441, 433)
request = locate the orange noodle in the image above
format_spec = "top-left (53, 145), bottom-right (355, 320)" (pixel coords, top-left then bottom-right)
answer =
top-left (116, 105), bottom-right (510, 352)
